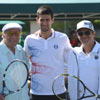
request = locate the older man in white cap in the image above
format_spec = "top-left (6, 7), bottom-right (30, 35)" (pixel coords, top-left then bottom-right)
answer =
top-left (68, 20), bottom-right (100, 100)
top-left (0, 23), bottom-right (30, 100)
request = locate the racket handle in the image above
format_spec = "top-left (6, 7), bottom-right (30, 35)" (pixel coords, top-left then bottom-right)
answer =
top-left (1, 89), bottom-right (7, 97)
top-left (1, 82), bottom-right (6, 97)
top-left (1, 81), bottom-right (5, 96)
top-left (1, 92), bottom-right (5, 97)
top-left (1, 88), bottom-right (4, 95)
top-left (97, 95), bottom-right (100, 98)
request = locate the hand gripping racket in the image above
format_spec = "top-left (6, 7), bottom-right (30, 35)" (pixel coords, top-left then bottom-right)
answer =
top-left (1, 59), bottom-right (29, 97)
top-left (52, 73), bottom-right (100, 100)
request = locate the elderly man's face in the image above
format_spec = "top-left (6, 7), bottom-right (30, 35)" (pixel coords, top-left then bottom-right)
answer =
top-left (2, 28), bottom-right (21, 48)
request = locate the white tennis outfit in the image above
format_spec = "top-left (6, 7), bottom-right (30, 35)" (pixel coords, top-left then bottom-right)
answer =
top-left (24, 29), bottom-right (72, 95)
top-left (0, 41), bottom-right (30, 100)
top-left (68, 41), bottom-right (100, 100)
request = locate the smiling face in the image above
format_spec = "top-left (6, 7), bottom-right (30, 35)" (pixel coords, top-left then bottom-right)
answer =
top-left (36, 14), bottom-right (54, 33)
top-left (2, 28), bottom-right (21, 48)
top-left (77, 28), bottom-right (96, 46)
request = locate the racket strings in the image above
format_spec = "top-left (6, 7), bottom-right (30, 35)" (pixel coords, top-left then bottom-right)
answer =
top-left (4, 61), bottom-right (28, 92)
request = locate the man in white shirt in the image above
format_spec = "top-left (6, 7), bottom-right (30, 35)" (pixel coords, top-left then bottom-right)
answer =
top-left (68, 20), bottom-right (100, 100)
top-left (0, 23), bottom-right (30, 100)
top-left (24, 5), bottom-right (72, 100)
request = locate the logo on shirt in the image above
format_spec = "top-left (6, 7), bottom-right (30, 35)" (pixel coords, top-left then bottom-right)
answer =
top-left (94, 55), bottom-right (99, 60)
top-left (54, 44), bottom-right (58, 49)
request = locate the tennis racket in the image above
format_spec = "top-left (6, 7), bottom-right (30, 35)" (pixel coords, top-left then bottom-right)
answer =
top-left (52, 73), bottom-right (100, 100)
top-left (1, 59), bottom-right (29, 97)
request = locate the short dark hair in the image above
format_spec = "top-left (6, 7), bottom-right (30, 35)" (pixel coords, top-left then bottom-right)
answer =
top-left (37, 5), bottom-right (54, 18)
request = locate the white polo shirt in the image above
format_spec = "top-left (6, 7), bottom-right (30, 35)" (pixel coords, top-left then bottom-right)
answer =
top-left (68, 41), bottom-right (100, 100)
top-left (24, 29), bottom-right (72, 95)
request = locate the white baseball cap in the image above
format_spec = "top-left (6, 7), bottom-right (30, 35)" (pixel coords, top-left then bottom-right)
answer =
top-left (2, 23), bottom-right (22, 33)
top-left (76, 20), bottom-right (95, 32)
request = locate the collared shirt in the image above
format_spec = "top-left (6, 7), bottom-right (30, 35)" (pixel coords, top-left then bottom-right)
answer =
top-left (0, 41), bottom-right (30, 100)
top-left (24, 29), bottom-right (72, 95)
top-left (68, 41), bottom-right (100, 100)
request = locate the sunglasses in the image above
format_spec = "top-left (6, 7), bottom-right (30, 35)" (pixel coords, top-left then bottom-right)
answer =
top-left (6, 31), bottom-right (21, 37)
top-left (77, 31), bottom-right (91, 36)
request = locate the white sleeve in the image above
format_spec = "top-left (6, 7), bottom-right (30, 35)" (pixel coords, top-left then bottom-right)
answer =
top-left (63, 34), bottom-right (72, 65)
top-left (67, 50), bottom-right (79, 100)
top-left (24, 36), bottom-right (31, 57)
